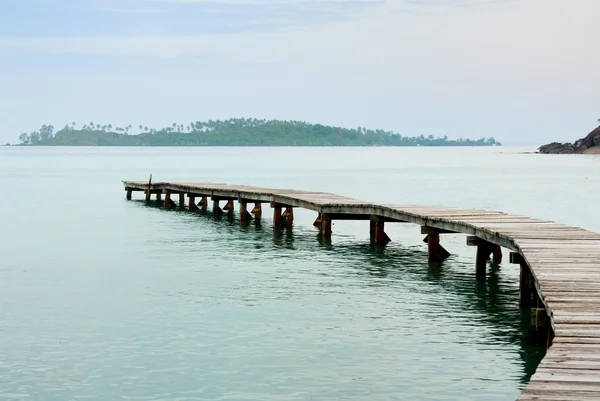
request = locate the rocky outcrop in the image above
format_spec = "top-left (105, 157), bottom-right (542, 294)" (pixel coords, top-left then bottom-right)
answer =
top-left (538, 126), bottom-right (600, 154)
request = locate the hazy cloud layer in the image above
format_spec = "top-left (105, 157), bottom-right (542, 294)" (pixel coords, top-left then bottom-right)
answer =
top-left (0, 0), bottom-right (598, 144)
top-left (0, 0), bottom-right (384, 36)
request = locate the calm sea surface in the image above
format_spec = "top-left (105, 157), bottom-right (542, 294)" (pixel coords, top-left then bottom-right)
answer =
top-left (1, 146), bottom-right (600, 401)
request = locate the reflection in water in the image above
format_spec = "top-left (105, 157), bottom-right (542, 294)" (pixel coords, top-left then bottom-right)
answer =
top-left (141, 200), bottom-right (546, 386)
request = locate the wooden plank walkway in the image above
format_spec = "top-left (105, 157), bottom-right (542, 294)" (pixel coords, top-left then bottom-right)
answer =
top-left (123, 180), bottom-right (600, 401)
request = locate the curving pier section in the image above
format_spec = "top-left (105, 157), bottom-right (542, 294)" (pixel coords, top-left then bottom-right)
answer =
top-left (124, 180), bottom-right (600, 400)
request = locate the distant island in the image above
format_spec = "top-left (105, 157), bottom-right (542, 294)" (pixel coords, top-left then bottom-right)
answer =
top-left (15, 119), bottom-right (501, 147)
top-left (538, 121), bottom-right (600, 154)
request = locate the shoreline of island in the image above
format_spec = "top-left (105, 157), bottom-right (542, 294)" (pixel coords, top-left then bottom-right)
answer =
top-left (11, 118), bottom-right (502, 147)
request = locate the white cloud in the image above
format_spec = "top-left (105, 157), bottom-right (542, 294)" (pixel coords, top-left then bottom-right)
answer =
top-left (98, 7), bottom-right (166, 14)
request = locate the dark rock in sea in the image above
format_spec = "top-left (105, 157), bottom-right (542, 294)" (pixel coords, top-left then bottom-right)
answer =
top-left (538, 126), bottom-right (600, 154)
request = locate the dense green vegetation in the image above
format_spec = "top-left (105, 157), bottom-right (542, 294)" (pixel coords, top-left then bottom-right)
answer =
top-left (17, 119), bottom-right (501, 147)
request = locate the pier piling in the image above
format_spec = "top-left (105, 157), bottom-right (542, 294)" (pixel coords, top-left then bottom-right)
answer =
top-left (223, 200), bottom-right (235, 212)
top-left (188, 195), bottom-right (199, 212)
top-left (212, 198), bottom-right (223, 214)
top-left (198, 196), bottom-right (208, 209)
top-left (423, 227), bottom-right (451, 261)
top-left (511, 253), bottom-right (535, 309)
top-left (320, 214), bottom-right (332, 238)
top-left (282, 207), bottom-right (294, 225)
top-left (313, 213), bottom-right (322, 228)
top-left (251, 202), bottom-right (262, 215)
top-left (370, 215), bottom-right (391, 246)
top-left (164, 191), bottom-right (172, 209)
top-left (272, 203), bottom-right (282, 228)
top-left (239, 201), bottom-right (252, 223)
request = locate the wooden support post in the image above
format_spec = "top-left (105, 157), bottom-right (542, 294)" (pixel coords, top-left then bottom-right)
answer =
top-left (531, 306), bottom-right (553, 348)
top-left (198, 196), bottom-right (208, 209)
top-left (425, 227), bottom-right (451, 261)
top-left (239, 201), bottom-right (252, 223)
top-left (164, 191), bottom-right (172, 209)
top-left (282, 207), bottom-right (294, 225)
top-left (145, 174), bottom-right (152, 203)
top-left (212, 198), bottom-right (222, 214)
top-left (126, 189), bottom-right (132, 200)
top-left (156, 192), bottom-right (162, 201)
top-left (188, 195), bottom-right (199, 212)
top-left (376, 220), bottom-right (391, 245)
top-left (321, 213), bottom-right (332, 238)
top-left (179, 193), bottom-right (185, 208)
top-left (273, 204), bottom-right (282, 228)
top-left (428, 232), bottom-right (440, 261)
top-left (370, 219), bottom-right (376, 242)
top-left (370, 215), bottom-right (391, 246)
top-left (251, 202), bottom-right (262, 215)
top-left (531, 307), bottom-right (549, 328)
top-left (511, 253), bottom-right (535, 309)
top-left (223, 200), bottom-right (234, 212)
top-left (314, 213), bottom-right (322, 228)
top-left (475, 245), bottom-right (492, 280)
top-left (467, 236), bottom-right (500, 279)
top-left (492, 245), bottom-right (503, 264)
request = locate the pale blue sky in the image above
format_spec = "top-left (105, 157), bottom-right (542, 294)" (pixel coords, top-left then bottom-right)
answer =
top-left (1, 0), bottom-right (598, 144)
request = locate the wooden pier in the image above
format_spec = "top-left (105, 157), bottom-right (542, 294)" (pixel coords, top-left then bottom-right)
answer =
top-left (124, 179), bottom-right (600, 400)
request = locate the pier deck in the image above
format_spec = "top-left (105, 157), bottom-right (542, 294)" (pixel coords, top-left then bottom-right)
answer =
top-left (124, 180), bottom-right (600, 400)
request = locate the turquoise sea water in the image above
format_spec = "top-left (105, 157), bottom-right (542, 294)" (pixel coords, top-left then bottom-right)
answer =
top-left (1, 146), bottom-right (600, 400)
